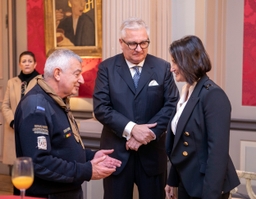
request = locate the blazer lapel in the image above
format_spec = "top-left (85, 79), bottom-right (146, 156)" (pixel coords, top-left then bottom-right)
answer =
top-left (116, 55), bottom-right (136, 94)
top-left (134, 58), bottom-right (154, 97)
top-left (115, 54), bottom-right (155, 96)
top-left (173, 75), bottom-right (209, 149)
top-left (173, 97), bottom-right (199, 149)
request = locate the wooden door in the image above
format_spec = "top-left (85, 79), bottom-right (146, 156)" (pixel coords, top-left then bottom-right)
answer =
top-left (0, 0), bottom-right (12, 164)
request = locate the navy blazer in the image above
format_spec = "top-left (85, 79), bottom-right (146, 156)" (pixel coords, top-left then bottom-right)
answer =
top-left (93, 53), bottom-right (179, 175)
top-left (166, 75), bottom-right (240, 199)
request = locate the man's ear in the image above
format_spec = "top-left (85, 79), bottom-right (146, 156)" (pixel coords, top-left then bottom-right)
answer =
top-left (54, 68), bottom-right (61, 81)
top-left (119, 38), bottom-right (124, 50)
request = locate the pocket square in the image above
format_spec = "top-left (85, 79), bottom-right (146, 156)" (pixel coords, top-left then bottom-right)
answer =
top-left (148, 80), bottom-right (159, 86)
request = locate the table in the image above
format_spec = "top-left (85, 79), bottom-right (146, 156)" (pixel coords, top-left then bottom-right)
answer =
top-left (0, 196), bottom-right (46, 199)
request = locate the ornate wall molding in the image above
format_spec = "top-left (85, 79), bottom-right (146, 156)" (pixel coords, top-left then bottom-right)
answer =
top-left (231, 119), bottom-right (256, 131)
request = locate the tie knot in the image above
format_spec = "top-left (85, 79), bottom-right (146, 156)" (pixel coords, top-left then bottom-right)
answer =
top-left (133, 66), bottom-right (140, 73)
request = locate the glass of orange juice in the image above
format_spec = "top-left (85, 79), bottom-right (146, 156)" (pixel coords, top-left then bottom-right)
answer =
top-left (12, 157), bottom-right (34, 199)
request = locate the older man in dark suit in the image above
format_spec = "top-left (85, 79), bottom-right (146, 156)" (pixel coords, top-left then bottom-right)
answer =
top-left (93, 18), bottom-right (179, 199)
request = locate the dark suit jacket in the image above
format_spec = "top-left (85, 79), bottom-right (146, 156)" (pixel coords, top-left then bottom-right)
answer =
top-left (93, 53), bottom-right (179, 176)
top-left (166, 75), bottom-right (240, 199)
top-left (58, 11), bottom-right (95, 46)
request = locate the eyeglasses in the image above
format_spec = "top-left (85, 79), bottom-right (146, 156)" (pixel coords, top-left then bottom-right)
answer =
top-left (121, 39), bottom-right (150, 50)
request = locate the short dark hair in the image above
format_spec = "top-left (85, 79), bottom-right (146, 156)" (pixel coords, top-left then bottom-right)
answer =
top-left (169, 35), bottom-right (211, 84)
top-left (19, 51), bottom-right (36, 63)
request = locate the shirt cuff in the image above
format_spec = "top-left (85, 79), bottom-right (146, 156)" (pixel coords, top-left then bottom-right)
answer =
top-left (123, 121), bottom-right (136, 140)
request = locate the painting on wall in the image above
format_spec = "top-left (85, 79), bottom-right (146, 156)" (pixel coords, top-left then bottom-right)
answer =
top-left (44, 0), bottom-right (102, 57)
top-left (42, 0), bottom-right (102, 98)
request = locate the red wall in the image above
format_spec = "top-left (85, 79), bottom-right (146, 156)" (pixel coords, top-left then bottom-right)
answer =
top-left (242, 0), bottom-right (256, 106)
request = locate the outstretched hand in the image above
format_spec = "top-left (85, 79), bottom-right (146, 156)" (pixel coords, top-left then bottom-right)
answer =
top-left (95, 149), bottom-right (121, 168)
top-left (90, 149), bottom-right (122, 180)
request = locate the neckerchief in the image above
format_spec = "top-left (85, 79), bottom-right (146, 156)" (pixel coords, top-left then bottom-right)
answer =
top-left (37, 76), bottom-right (85, 149)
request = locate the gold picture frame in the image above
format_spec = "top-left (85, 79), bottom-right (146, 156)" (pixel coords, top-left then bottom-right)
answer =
top-left (44, 0), bottom-right (102, 57)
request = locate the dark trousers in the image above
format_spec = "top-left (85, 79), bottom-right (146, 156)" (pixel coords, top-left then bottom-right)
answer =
top-left (48, 187), bottom-right (83, 199)
top-left (178, 182), bottom-right (230, 199)
top-left (103, 151), bottom-right (166, 199)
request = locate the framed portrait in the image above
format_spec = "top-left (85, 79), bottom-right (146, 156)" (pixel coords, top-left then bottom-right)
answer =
top-left (44, 0), bottom-right (102, 57)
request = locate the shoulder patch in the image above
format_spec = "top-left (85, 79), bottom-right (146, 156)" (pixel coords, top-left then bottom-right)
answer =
top-left (36, 106), bottom-right (45, 111)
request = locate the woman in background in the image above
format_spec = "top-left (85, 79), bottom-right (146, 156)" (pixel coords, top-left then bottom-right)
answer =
top-left (1, 51), bottom-right (40, 167)
top-left (165, 35), bottom-right (240, 199)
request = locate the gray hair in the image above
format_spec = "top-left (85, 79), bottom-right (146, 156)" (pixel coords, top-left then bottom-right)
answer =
top-left (120, 17), bottom-right (150, 38)
top-left (44, 49), bottom-right (82, 79)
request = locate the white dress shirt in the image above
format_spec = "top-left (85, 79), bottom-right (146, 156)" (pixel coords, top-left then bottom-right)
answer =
top-left (171, 82), bottom-right (197, 135)
top-left (122, 59), bottom-right (145, 140)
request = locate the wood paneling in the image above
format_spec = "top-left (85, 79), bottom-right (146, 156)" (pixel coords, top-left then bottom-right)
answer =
top-left (0, 174), bottom-right (12, 195)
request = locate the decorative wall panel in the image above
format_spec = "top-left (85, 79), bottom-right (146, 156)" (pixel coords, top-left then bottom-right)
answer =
top-left (242, 0), bottom-right (256, 106)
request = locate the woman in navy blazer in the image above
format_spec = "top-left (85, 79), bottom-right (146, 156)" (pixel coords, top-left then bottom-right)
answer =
top-left (165, 35), bottom-right (240, 199)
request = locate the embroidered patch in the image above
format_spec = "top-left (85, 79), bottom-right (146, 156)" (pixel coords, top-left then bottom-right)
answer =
top-left (36, 106), bottom-right (45, 111)
top-left (65, 132), bottom-right (72, 138)
top-left (37, 136), bottom-right (47, 150)
top-left (63, 127), bottom-right (72, 138)
top-left (33, 125), bottom-right (49, 135)
top-left (63, 127), bottom-right (71, 133)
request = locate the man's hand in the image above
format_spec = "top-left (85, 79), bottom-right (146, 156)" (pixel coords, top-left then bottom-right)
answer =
top-left (131, 123), bottom-right (157, 144)
top-left (126, 136), bottom-right (143, 151)
top-left (165, 185), bottom-right (177, 199)
top-left (94, 149), bottom-right (121, 168)
top-left (91, 149), bottom-right (121, 180)
top-left (90, 156), bottom-right (115, 180)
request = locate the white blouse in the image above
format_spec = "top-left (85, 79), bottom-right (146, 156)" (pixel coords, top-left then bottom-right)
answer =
top-left (171, 82), bottom-right (197, 134)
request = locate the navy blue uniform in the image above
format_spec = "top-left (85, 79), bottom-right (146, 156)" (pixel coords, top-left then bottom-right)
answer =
top-left (14, 84), bottom-right (95, 198)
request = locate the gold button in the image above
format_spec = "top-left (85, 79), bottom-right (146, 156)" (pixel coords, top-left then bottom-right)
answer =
top-left (184, 142), bottom-right (188, 146)
top-left (184, 132), bottom-right (190, 136)
top-left (182, 151), bottom-right (188, 156)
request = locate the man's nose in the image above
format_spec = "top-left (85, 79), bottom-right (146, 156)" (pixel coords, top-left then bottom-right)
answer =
top-left (135, 44), bottom-right (143, 51)
top-left (78, 74), bottom-right (84, 84)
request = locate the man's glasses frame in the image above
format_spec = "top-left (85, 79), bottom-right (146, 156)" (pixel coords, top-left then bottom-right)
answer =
top-left (122, 39), bottom-right (150, 50)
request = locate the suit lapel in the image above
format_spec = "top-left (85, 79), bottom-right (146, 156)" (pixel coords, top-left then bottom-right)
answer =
top-left (173, 97), bottom-right (199, 149)
top-left (135, 63), bottom-right (153, 96)
top-left (173, 75), bottom-right (209, 149)
top-left (115, 54), bottom-right (154, 96)
top-left (116, 55), bottom-right (136, 94)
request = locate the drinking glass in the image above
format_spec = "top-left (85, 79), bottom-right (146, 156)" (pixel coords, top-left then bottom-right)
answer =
top-left (12, 157), bottom-right (34, 199)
